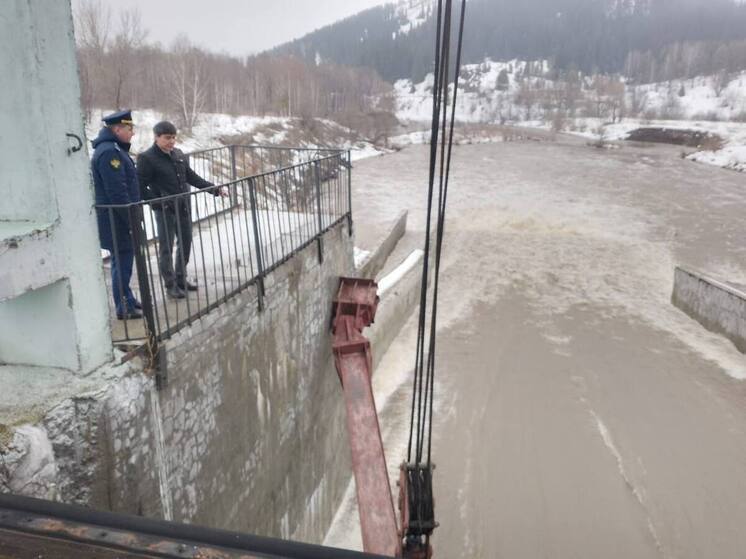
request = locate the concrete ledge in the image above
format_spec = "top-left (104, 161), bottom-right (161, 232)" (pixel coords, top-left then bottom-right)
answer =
top-left (357, 210), bottom-right (407, 279)
top-left (368, 250), bottom-right (424, 371)
top-left (672, 266), bottom-right (746, 353)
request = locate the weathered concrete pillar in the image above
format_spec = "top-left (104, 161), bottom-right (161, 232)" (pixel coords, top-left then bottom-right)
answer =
top-left (0, 0), bottom-right (112, 374)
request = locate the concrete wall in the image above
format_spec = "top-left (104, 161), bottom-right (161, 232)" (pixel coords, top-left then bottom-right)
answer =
top-left (156, 222), bottom-right (354, 541)
top-left (672, 266), bottom-right (746, 353)
top-left (0, 0), bottom-right (112, 374)
top-left (358, 211), bottom-right (407, 279)
top-left (1, 359), bottom-right (163, 517)
top-left (2, 222), bottom-right (356, 546)
top-left (368, 251), bottom-right (424, 372)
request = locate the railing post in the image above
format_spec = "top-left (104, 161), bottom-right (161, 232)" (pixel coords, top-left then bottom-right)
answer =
top-left (229, 144), bottom-right (238, 181)
top-left (346, 150), bottom-right (353, 237)
top-left (248, 177), bottom-right (265, 312)
top-left (229, 144), bottom-right (240, 209)
top-left (314, 159), bottom-right (324, 264)
top-left (129, 204), bottom-right (166, 389)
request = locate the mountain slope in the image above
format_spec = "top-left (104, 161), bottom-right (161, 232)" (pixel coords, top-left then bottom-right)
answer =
top-left (271, 0), bottom-right (746, 83)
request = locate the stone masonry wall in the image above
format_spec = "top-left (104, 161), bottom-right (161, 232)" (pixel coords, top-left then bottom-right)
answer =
top-left (157, 221), bottom-right (354, 542)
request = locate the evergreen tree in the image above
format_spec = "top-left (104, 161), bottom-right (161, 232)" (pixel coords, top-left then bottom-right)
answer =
top-left (270, 0), bottom-right (746, 82)
top-left (497, 69), bottom-right (510, 91)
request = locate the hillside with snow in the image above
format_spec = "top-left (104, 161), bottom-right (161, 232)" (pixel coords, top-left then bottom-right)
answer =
top-left (394, 59), bottom-right (746, 172)
top-left (84, 110), bottom-right (384, 162)
top-left (273, 0), bottom-right (746, 83)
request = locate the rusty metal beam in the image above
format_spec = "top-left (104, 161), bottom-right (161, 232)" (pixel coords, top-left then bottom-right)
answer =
top-left (0, 493), bottom-right (388, 559)
top-left (332, 278), bottom-right (400, 557)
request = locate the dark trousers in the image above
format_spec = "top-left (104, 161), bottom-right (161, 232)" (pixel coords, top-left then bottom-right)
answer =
top-left (154, 209), bottom-right (193, 287)
top-left (111, 248), bottom-right (136, 315)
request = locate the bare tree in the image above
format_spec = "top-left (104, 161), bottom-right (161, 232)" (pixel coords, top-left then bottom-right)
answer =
top-left (73, 0), bottom-right (111, 50)
top-left (72, 8), bottom-right (395, 132)
top-left (169, 36), bottom-right (209, 132)
top-left (72, 0), bottom-right (111, 121)
top-left (713, 69), bottom-right (731, 97)
top-left (590, 76), bottom-right (625, 123)
top-left (516, 81), bottom-right (538, 120)
top-left (109, 8), bottom-right (147, 109)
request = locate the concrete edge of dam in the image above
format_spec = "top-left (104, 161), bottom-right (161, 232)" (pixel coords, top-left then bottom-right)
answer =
top-left (672, 265), bottom-right (746, 353)
top-left (358, 211), bottom-right (408, 280)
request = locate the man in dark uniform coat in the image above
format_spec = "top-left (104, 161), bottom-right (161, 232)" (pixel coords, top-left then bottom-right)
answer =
top-left (91, 110), bottom-right (143, 319)
top-left (137, 121), bottom-right (227, 299)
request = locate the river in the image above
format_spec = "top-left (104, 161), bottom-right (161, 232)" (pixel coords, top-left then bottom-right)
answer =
top-left (325, 134), bottom-right (746, 558)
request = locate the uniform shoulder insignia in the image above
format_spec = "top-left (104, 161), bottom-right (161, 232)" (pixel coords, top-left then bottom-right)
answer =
top-left (110, 158), bottom-right (121, 169)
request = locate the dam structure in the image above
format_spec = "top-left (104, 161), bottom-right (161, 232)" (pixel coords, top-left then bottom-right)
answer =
top-left (0, 1), bottom-right (420, 551)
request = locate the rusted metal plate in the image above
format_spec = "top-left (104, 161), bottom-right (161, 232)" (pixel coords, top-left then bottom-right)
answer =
top-left (0, 494), bottom-right (389, 559)
top-left (0, 527), bottom-right (156, 558)
top-left (0, 508), bottom-right (259, 559)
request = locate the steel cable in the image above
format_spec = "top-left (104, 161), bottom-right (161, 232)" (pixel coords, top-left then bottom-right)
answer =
top-left (407, 0), bottom-right (467, 468)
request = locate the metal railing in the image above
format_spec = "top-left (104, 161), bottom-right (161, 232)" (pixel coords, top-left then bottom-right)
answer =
top-left (129, 145), bottom-right (345, 243)
top-left (96, 145), bottom-right (352, 367)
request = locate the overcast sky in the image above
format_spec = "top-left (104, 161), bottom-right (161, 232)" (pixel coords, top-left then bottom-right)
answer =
top-left (73, 0), bottom-right (389, 56)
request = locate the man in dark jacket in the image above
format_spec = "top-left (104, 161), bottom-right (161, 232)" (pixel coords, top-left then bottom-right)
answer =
top-left (137, 121), bottom-right (227, 299)
top-left (92, 109), bottom-right (143, 320)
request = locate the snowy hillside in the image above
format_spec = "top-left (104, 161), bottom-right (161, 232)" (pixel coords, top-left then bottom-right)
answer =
top-left (393, 0), bottom-right (433, 36)
top-left (394, 59), bottom-right (746, 172)
top-left (395, 60), bottom-right (746, 123)
top-left (395, 59), bottom-right (549, 123)
top-left (84, 110), bottom-right (384, 162)
top-left (633, 75), bottom-right (746, 121)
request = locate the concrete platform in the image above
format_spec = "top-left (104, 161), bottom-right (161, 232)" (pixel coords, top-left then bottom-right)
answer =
top-left (105, 207), bottom-right (322, 344)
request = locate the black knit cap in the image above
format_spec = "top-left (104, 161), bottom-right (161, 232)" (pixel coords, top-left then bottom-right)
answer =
top-left (153, 121), bottom-right (177, 136)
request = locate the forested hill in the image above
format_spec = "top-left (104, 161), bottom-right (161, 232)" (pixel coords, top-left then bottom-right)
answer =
top-left (271, 0), bottom-right (746, 83)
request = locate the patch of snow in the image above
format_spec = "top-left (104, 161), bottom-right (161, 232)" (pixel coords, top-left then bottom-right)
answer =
top-left (354, 247), bottom-right (371, 268)
top-left (689, 144), bottom-right (746, 173)
top-left (394, 0), bottom-right (433, 36)
top-left (378, 249), bottom-right (423, 296)
top-left (6, 425), bottom-right (57, 498)
top-left (351, 145), bottom-right (388, 161)
top-left (390, 130), bottom-right (431, 146)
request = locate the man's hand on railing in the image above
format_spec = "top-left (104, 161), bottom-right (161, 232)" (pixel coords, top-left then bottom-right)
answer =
top-left (218, 186), bottom-right (230, 198)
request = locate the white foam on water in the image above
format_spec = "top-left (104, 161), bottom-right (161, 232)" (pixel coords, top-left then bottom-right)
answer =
top-left (590, 411), bottom-right (665, 555)
top-left (422, 176), bottom-right (746, 379)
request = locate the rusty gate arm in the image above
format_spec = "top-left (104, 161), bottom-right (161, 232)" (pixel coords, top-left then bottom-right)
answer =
top-left (331, 277), bottom-right (401, 557)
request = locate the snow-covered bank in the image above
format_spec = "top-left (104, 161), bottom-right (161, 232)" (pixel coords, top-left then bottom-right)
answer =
top-left (84, 109), bottom-right (387, 161)
top-left (689, 144), bottom-right (746, 173)
top-left (395, 60), bottom-right (746, 126)
top-left (395, 59), bottom-right (746, 172)
top-left (554, 118), bottom-right (746, 173)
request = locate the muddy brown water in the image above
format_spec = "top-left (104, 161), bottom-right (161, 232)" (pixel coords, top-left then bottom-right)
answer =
top-left (325, 136), bottom-right (746, 558)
